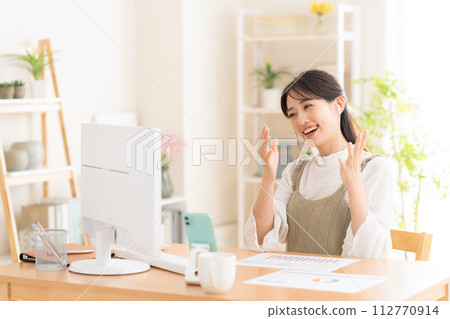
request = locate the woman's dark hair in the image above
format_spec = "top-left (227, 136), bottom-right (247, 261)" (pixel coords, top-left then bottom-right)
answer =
top-left (280, 69), bottom-right (357, 144)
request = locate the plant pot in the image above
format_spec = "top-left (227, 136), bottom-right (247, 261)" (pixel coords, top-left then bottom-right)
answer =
top-left (261, 88), bottom-right (281, 109)
top-left (13, 85), bottom-right (26, 98)
top-left (4, 149), bottom-right (29, 171)
top-left (10, 141), bottom-right (44, 169)
top-left (314, 15), bottom-right (328, 35)
top-left (31, 80), bottom-right (46, 98)
top-left (0, 86), bottom-right (14, 99)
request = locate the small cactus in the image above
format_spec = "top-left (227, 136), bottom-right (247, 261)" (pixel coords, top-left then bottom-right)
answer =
top-left (12, 80), bottom-right (25, 87)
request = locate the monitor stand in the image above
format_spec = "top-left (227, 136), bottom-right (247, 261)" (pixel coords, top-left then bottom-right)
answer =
top-left (68, 228), bottom-right (150, 275)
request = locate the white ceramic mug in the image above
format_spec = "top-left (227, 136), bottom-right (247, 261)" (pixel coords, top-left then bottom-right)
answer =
top-left (198, 252), bottom-right (236, 294)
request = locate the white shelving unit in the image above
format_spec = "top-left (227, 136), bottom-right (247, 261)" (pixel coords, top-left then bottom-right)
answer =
top-left (161, 196), bottom-right (187, 245)
top-left (236, 4), bottom-right (361, 247)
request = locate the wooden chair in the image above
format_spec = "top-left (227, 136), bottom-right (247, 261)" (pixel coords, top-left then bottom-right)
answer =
top-left (390, 229), bottom-right (433, 261)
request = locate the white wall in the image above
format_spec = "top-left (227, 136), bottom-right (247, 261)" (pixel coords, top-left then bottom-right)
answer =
top-left (0, 0), bottom-right (136, 255)
top-left (135, 0), bottom-right (184, 197)
top-left (183, 0), bottom-right (238, 247)
top-left (136, 0), bottom-right (240, 248)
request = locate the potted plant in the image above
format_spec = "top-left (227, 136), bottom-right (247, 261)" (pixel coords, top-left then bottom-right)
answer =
top-left (253, 61), bottom-right (290, 108)
top-left (354, 71), bottom-right (448, 231)
top-left (0, 82), bottom-right (14, 99)
top-left (14, 50), bottom-right (51, 98)
top-left (12, 80), bottom-right (25, 99)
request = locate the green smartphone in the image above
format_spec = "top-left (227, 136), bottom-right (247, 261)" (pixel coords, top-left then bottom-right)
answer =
top-left (183, 213), bottom-right (218, 252)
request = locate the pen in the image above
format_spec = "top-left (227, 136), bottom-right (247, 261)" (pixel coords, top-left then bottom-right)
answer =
top-left (33, 221), bottom-right (60, 256)
top-left (32, 221), bottom-right (67, 268)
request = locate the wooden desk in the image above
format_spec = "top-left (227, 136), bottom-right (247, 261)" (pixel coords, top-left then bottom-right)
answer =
top-left (0, 244), bottom-right (448, 301)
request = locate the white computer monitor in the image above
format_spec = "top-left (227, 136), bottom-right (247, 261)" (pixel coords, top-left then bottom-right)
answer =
top-left (68, 124), bottom-right (161, 275)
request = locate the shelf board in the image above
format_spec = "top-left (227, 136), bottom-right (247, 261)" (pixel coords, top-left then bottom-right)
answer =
top-left (242, 106), bottom-right (283, 114)
top-left (6, 165), bottom-right (76, 186)
top-left (161, 196), bottom-right (188, 208)
top-left (242, 34), bottom-right (337, 42)
top-left (242, 32), bottom-right (355, 43)
top-left (0, 98), bottom-right (62, 114)
top-left (0, 98), bottom-right (62, 105)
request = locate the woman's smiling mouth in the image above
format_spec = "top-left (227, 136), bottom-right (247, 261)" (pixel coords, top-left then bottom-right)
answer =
top-left (303, 125), bottom-right (319, 138)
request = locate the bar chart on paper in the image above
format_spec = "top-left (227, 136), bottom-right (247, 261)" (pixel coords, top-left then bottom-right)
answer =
top-left (237, 253), bottom-right (358, 272)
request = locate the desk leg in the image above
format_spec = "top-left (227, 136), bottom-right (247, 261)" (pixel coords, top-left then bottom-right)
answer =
top-left (0, 281), bottom-right (9, 301)
top-left (438, 282), bottom-right (449, 301)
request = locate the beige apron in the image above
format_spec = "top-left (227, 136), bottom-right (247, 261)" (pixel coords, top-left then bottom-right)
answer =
top-left (286, 154), bottom-right (379, 255)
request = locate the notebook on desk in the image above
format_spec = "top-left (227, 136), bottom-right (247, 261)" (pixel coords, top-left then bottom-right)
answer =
top-left (19, 243), bottom-right (115, 265)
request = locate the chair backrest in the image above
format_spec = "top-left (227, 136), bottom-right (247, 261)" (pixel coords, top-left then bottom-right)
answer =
top-left (390, 229), bottom-right (433, 261)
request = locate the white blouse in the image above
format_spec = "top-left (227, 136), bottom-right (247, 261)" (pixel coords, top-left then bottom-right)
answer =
top-left (244, 148), bottom-right (395, 259)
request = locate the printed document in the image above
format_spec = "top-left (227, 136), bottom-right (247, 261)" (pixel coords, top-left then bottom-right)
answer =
top-left (237, 253), bottom-right (358, 272)
top-left (246, 270), bottom-right (387, 293)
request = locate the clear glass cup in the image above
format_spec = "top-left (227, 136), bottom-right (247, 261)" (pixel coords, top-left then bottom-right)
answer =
top-left (35, 229), bottom-right (68, 270)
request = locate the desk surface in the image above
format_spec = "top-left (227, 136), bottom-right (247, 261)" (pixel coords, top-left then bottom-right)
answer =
top-left (0, 244), bottom-right (448, 301)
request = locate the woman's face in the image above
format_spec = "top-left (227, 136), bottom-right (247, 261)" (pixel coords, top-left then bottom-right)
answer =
top-left (286, 93), bottom-right (343, 150)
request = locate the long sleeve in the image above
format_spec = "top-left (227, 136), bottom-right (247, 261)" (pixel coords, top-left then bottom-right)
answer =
top-left (244, 160), bottom-right (297, 251)
top-left (341, 156), bottom-right (394, 258)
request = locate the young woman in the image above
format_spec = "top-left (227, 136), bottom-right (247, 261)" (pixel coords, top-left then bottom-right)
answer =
top-left (244, 70), bottom-right (394, 258)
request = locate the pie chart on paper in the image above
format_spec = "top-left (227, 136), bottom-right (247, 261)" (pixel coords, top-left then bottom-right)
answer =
top-left (312, 277), bottom-right (340, 284)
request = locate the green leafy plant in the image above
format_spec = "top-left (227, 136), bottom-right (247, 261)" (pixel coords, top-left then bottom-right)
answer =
top-left (14, 50), bottom-right (52, 80)
top-left (0, 82), bottom-right (13, 87)
top-left (253, 61), bottom-right (290, 89)
top-left (354, 71), bottom-right (448, 231)
top-left (12, 80), bottom-right (25, 87)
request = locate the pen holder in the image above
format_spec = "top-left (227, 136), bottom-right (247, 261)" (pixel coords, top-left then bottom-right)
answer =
top-left (35, 229), bottom-right (68, 270)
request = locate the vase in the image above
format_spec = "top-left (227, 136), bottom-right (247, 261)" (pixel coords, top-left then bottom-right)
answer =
top-left (14, 85), bottom-right (26, 98)
top-left (314, 15), bottom-right (328, 35)
top-left (161, 167), bottom-right (173, 198)
top-left (4, 149), bottom-right (29, 171)
top-left (10, 141), bottom-right (44, 169)
top-left (31, 80), bottom-right (46, 98)
top-left (262, 88), bottom-right (281, 108)
top-left (0, 86), bottom-right (14, 99)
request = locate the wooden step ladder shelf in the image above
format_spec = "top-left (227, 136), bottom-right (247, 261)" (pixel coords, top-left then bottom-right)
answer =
top-left (0, 39), bottom-right (79, 262)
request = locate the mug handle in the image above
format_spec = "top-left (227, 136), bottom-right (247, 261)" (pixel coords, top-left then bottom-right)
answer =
top-left (209, 261), bottom-right (218, 289)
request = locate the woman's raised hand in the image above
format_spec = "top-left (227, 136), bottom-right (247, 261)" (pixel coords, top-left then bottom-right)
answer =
top-left (338, 131), bottom-right (368, 189)
top-left (259, 124), bottom-right (279, 182)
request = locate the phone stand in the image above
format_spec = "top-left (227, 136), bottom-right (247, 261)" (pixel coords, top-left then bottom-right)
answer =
top-left (185, 242), bottom-right (211, 285)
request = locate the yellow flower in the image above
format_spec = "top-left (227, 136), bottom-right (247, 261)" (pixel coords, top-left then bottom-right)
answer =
top-left (310, 1), bottom-right (319, 14)
top-left (310, 1), bottom-right (333, 16)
